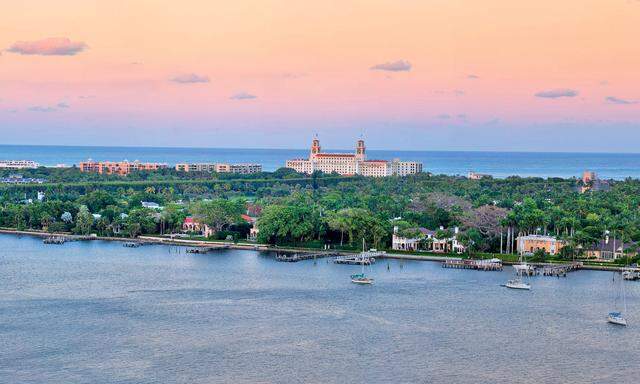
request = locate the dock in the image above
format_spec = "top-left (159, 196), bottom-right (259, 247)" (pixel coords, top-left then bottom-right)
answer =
top-left (442, 258), bottom-right (503, 271)
top-left (276, 252), bottom-right (335, 262)
top-left (43, 236), bottom-right (66, 244)
top-left (185, 245), bottom-right (231, 254)
top-left (540, 263), bottom-right (581, 277)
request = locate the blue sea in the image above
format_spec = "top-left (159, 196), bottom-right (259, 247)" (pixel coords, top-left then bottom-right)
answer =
top-left (1, 234), bottom-right (639, 383)
top-left (2, 144), bottom-right (640, 179)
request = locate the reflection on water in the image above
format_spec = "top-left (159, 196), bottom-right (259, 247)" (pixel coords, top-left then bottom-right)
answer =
top-left (1, 234), bottom-right (638, 383)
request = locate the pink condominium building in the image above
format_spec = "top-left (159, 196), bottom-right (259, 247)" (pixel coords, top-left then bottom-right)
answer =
top-left (285, 138), bottom-right (422, 177)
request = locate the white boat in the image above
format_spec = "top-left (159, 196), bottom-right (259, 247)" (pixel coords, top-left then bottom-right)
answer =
top-left (504, 277), bottom-right (531, 290)
top-left (503, 253), bottom-right (531, 290)
top-left (351, 273), bottom-right (374, 285)
top-left (607, 312), bottom-right (627, 326)
top-left (350, 239), bottom-right (374, 285)
top-left (607, 272), bottom-right (628, 326)
top-left (622, 268), bottom-right (639, 281)
top-left (513, 253), bottom-right (535, 275)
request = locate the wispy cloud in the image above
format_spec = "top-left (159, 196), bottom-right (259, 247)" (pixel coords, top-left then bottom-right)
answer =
top-left (370, 60), bottom-right (412, 72)
top-left (57, 102), bottom-right (70, 108)
top-left (467, 74), bottom-right (479, 79)
top-left (436, 113), bottom-right (451, 119)
top-left (534, 89), bottom-right (578, 98)
top-left (606, 96), bottom-right (637, 105)
top-left (230, 92), bottom-right (257, 100)
top-left (28, 105), bottom-right (57, 112)
top-left (6, 37), bottom-right (88, 56)
top-left (170, 73), bottom-right (210, 84)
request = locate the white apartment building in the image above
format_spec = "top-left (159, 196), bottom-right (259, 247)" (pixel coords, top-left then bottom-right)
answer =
top-left (285, 138), bottom-right (422, 177)
top-left (0, 160), bottom-right (40, 169)
top-left (175, 163), bottom-right (262, 174)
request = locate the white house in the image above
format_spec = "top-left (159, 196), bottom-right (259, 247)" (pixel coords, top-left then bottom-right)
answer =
top-left (392, 226), bottom-right (466, 254)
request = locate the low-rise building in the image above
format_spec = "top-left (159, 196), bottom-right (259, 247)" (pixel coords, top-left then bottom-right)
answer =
top-left (0, 174), bottom-right (46, 184)
top-left (584, 237), bottom-right (637, 260)
top-left (516, 234), bottom-right (564, 256)
top-left (182, 217), bottom-right (214, 237)
top-left (141, 201), bottom-right (162, 210)
top-left (580, 170), bottom-right (609, 193)
top-left (392, 226), bottom-right (466, 254)
top-left (175, 163), bottom-right (262, 174)
top-left (468, 171), bottom-right (491, 180)
top-left (0, 160), bottom-right (40, 169)
top-left (79, 160), bottom-right (168, 175)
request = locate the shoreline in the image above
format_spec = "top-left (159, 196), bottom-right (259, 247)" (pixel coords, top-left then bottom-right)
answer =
top-left (0, 228), bottom-right (628, 272)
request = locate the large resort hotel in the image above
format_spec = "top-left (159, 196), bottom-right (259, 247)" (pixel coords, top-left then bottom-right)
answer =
top-left (286, 138), bottom-right (422, 177)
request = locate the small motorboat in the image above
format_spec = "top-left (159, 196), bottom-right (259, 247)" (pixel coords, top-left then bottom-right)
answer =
top-left (503, 277), bottom-right (531, 290)
top-left (607, 311), bottom-right (627, 326)
top-left (351, 273), bottom-right (374, 285)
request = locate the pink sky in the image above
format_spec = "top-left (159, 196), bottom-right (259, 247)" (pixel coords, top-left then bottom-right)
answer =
top-left (1, 0), bottom-right (639, 151)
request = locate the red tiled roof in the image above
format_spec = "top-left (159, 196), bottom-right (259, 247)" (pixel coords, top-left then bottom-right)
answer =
top-left (241, 214), bottom-right (256, 223)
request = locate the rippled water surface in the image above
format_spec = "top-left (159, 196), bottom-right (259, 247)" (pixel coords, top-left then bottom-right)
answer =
top-left (1, 234), bottom-right (639, 383)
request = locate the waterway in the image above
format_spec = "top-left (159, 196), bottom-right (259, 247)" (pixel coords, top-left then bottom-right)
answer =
top-left (1, 234), bottom-right (639, 383)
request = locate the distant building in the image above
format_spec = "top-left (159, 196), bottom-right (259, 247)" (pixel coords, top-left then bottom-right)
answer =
top-left (580, 170), bottom-right (609, 193)
top-left (0, 160), bottom-right (40, 169)
top-left (516, 235), bottom-right (565, 256)
top-left (175, 163), bottom-right (262, 174)
top-left (392, 226), bottom-right (466, 254)
top-left (468, 171), bottom-right (491, 180)
top-left (141, 201), bottom-right (162, 210)
top-left (79, 160), bottom-right (168, 175)
top-left (182, 217), bottom-right (214, 237)
top-left (584, 236), bottom-right (637, 261)
top-left (0, 174), bottom-right (46, 184)
top-left (285, 137), bottom-right (422, 177)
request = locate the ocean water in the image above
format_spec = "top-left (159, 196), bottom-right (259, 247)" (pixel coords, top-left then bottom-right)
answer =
top-left (1, 234), bottom-right (639, 384)
top-left (2, 144), bottom-right (640, 179)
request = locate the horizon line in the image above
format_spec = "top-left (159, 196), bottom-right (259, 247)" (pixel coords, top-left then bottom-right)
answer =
top-left (2, 143), bottom-right (640, 156)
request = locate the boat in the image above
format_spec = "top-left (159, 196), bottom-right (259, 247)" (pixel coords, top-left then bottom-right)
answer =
top-left (503, 253), bottom-right (531, 290)
top-left (607, 273), bottom-right (628, 326)
top-left (513, 252), bottom-right (535, 275)
top-left (351, 273), bottom-right (374, 285)
top-left (622, 268), bottom-right (640, 281)
top-left (350, 239), bottom-right (374, 285)
top-left (607, 312), bottom-right (627, 326)
top-left (503, 277), bottom-right (531, 290)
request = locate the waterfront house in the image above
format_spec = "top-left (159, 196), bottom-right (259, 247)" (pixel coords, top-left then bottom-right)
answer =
top-left (241, 214), bottom-right (260, 241)
top-left (182, 217), bottom-right (213, 237)
top-left (516, 234), bottom-right (564, 256)
top-left (392, 226), bottom-right (466, 254)
top-left (584, 237), bottom-right (637, 261)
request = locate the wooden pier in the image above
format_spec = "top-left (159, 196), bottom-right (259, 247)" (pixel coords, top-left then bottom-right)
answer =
top-left (276, 252), bottom-right (335, 262)
top-left (442, 258), bottom-right (503, 271)
top-left (185, 245), bottom-right (231, 254)
top-left (540, 263), bottom-right (581, 277)
top-left (43, 236), bottom-right (66, 244)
